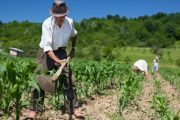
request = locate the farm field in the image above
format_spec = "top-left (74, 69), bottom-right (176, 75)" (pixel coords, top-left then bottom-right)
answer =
top-left (0, 54), bottom-right (180, 120)
top-left (0, 2), bottom-right (180, 120)
top-left (78, 46), bottom-right (180, 68)
top-left (111, 47), bottom-right (180, 68)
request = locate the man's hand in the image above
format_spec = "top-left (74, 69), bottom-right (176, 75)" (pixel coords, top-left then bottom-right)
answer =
top-left (47, 51), bottom-right (66, 66)
top-left (55, 59), bottom-right (66, 66)
top-left (68, 48), bottom-right (75, 58)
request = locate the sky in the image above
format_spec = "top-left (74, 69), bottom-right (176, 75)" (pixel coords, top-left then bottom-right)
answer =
top-left (0, 0), bottom-right (180, 23)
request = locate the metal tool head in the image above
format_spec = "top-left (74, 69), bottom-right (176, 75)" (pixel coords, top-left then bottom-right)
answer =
top-left (35, 75), bottom-right (55, 93)
top-left (35, 57), bottom-right (71, 93)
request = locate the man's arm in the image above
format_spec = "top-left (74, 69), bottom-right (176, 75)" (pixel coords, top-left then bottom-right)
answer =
top-left (68, 36), bottom-right (77, 58)
top-left (71, 36), bottom-right (76, 49)
top-left (46, 51), bottom-right (65, 65)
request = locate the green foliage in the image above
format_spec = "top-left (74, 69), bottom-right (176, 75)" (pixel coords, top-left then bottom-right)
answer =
top-left (175, 58), bottom-right (180, 67)
top-left (0, 20), bottom-right (41, 57)
top-left (0, 20), bottom-right (3, 26)
top-left (124, 56), bottom-right (131, 64)
top-left (0, 54), bottom-right (137, 119)
top-left (0, 13), bottom-right (180, 58)
top-left (118, 72), bottom-right (143, 113)
top-left (151, 77), bottom-right (179, 120)
top-left (0, 52), bottom-right (179, 119)
top-left (0, 54), bottom-right (39, 119)
top-left (71, 59), bottom-right (130, 98)
top-left (159, 67), bottom-right (180, 90)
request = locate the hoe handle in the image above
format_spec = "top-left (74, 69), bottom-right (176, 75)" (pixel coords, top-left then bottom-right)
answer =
top-left (51, 57), bottom-right (71, 82)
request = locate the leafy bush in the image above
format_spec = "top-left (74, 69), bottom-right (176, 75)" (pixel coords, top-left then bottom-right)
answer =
top-left (176, 58), bottom-right (180, 67)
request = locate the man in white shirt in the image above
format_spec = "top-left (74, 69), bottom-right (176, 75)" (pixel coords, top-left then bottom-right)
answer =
top-left (28, 0), bottom-right (82, 118)
top-left (133, 59), bottom-right (148, 77)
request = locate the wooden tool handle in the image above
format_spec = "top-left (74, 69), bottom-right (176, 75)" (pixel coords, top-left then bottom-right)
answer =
top-left (51, 57), bottom-right (71, 82)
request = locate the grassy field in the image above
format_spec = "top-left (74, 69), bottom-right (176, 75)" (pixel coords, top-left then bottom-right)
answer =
top-left (113, 47), bottom-right (180, 68)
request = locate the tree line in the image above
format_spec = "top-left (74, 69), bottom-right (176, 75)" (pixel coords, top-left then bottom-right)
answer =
top-left (0, 12), bottom-right (179, 58)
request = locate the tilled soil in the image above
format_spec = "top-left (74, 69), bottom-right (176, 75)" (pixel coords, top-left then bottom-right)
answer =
top-left (1, 74), bottom-right (180, 120)
top-left (157, 74), bottom-right (180, 114)
top-left (122, 74), bottom-right (155, 120)
top-left (80, 90), bottom-right (119, 120)
top-left (19, 90), bottom-right (119, 120)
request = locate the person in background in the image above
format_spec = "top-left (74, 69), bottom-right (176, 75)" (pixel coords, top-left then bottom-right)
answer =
top-left (133, 59), bottom-right (148, 77)
top-left (153, 57), bottom-right (159, 77)
top-left (28, 0), bottom-right (82, 118)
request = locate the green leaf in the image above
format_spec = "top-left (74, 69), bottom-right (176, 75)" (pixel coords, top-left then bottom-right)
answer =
top-left (21, 100), bottom-right (30, 107)
top-left (6, 62), bottom-right (16, 83)
top-left (28, 79), bottom-right (40, 93)
top-left (2, 98), bottom-right (7, 108)
top-left (11, 84), bottom-right (18, 93)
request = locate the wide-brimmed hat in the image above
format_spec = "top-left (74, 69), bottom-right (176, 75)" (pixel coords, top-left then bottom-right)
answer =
top-left (49, 0), bottom-right (69, 17)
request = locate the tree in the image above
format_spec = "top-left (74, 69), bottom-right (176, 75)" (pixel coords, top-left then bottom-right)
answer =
top-left (152, 12), bottom-right (167, 19)
top-left (0, 20), bottom-right (3, 26)
top-left (137, 15), bottom-right (149, 21)
top-left (163, 23), bottom-right (176, 38)
top-left (143, 20), bottom-right (160, 33)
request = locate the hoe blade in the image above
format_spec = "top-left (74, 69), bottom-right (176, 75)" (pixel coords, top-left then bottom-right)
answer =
top-left (35, 75), bottom-right (55, 93)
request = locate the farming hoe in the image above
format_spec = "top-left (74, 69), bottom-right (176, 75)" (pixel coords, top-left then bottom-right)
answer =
top-left (35, 57), bottom-right (74, 120)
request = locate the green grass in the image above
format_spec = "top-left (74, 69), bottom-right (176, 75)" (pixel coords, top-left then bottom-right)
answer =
top-left (112, 47), bottom-right (180, 68)
top-left (1, 45), bottom-right (180, 68)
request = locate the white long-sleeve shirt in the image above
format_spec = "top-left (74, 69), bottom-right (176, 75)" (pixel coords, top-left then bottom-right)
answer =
top-left (134, 59), bottom-right (148, 74)
top-left (39, 16), bottom-right (77, 52)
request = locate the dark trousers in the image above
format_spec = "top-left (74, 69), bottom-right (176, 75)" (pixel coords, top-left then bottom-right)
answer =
top-left (30, 48), bottom-right (79, 113)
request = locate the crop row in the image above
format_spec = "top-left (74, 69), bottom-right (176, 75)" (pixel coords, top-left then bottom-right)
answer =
top-left (151, 77), bottom-right (179, 119)
top-left (159, 67), bottom-right (180, 90)
top-left (0, 54), bottom-right (144, 119)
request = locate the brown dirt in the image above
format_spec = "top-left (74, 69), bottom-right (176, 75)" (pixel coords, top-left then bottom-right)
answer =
top-left (122, 74), bottom-right (155, 120)
top-left (80, 90), bottom-right (119, 120)
top-left (17, 90), bottom-right (119, 120)
top-left (157, 74), bottom-right (180, 114)
top-left (1, 74), bottom-right (180, 120)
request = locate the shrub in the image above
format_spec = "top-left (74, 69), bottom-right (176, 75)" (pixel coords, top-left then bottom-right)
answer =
top-left (176, 58), bottom-right (180, 67)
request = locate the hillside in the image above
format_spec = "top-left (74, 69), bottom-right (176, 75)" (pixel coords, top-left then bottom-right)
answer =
top-left (0, 12), bottom-right (180, 59)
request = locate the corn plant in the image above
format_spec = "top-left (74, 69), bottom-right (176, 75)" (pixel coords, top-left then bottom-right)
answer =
top-left (151, 77), bottom-right (179, 120)
top-left (159, 67), bottom-right (180, 90)
top-left (0, 58), bottom-right (39, 120)
top-left (118, 71), bottom-right (144, 114)
top-left (0, 62), bottom-right (11, 119)
top-left (71, 59), bottom-right (130, 98)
